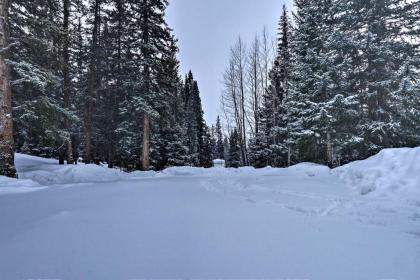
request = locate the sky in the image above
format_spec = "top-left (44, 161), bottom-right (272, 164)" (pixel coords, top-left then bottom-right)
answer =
top-left (166, 0), bottom-right (293, 124)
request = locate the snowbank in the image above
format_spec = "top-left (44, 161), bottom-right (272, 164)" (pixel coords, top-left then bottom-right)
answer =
top-left (334, 147), bottom-right (420, 197)
top-left (159, 163), bottom-right (331, 178)
top-left (5, 148), bottom-right (419, 200)
top-left (16, 153), bottom-right (128, 185)
top-left (0, 175), bottom-right (45, 195)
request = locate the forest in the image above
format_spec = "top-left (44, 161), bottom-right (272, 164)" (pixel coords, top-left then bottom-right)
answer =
top-left (1, 1), bottom-right (420, 278)
top-left (1, 0), bottom-right (217, 178)
top-left (221, 1), bottom-right (420, 169)
top-left (1, 0), bottom-right (420, 178)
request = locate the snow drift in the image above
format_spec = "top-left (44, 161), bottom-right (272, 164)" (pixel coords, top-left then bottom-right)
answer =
top-left (0, 148), bottom-right (419, 279)
top-left (334, 147), bottom-right (420, 197)
top-left (1, 147), bottom-right (419, 199)
top-left (15, 153), bottom-right (129, 185)
top-left (0, 175), bottom-right (45, 195)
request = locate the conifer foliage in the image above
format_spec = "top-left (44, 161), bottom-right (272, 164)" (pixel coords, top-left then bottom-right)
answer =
top-left (222, 0), bottom-right (420, 168)
top-left (1, 0), bottom-right (213, 174)
top-left (1, 0), bottom-right (419, 176)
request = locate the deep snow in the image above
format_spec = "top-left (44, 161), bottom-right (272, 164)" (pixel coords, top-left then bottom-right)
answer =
top-left (0, 149), bottom-right (419, 279)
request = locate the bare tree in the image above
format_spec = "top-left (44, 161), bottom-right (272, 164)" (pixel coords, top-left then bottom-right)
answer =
top-left (221, 58), bottom-right (239, 135)
top-left (259, 27), bottom-right (274, 95)
top-left (221, 37), bottom-right (249, 166)
top-left (247, 34), bottom-right (262, 137)
top-left (0, 0), bottom-right (17, 177)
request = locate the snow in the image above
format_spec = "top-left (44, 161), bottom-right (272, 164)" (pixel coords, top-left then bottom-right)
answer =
top-left (0, 175), bottom-right (45, 195)
top-left (0, 149), bottom-right (419, 279)
top-left (15, 153), bottom-right (129, 185)
top-left (334, 147), bottom-right (420, 197)
top-left (213, 158), bottom-right (226, 168)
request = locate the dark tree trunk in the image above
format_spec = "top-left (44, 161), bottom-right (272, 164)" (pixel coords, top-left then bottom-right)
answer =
top-left (84, 0), bottom-right (100, 164)
top-left (0, 0), bottom-right (17, 178)
top-left (142, 113), bottom-right (150, 170)
top-left (63, 0), bottom-right (73, 164)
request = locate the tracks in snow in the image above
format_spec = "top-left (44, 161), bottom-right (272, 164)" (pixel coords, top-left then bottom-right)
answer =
top-left (199, 174), bottom-right (420, 236)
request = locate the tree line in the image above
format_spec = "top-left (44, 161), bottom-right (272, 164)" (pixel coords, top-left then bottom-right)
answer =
top-left (222, 0), bottom-right (420, 168)
top-left (0, 0), bottom-right (224, 178)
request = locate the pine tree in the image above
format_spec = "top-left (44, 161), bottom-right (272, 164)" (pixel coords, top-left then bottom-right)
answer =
top-left (200, 126), bottom-right (214, 168)
top-left (287, 0), bottom-right (335, 164)
top-left (215, 116), bottom-right (225, 159)
top-left (182, 71), bottom-right (210, 167)
top-left (10, 0), bottom-right (72, 159)
top-left (223, 137), bottom-right (230, 161)
top-left (249, 4), bottom-right (291, 167)
top-left (209, 124), bottom-right (217, 160)
top-left (227, 129), bottom-right (241, 168)
top-left (6, 0), bottom-right (210, 171)
top-left (326, 0), bottom-right (420, 162)
top-left (135, 0), bottom-right (173, 170)
top-left (152, 34), bottom-right (189, 169)
top-left (249, 93), bottom-right (274, 168)
top-left (60, 0), bottom-right (73, 165)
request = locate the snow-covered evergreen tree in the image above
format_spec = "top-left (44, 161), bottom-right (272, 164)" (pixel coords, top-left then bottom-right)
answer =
top-left (227, 129), bottom-right (241, 168)
top-left (249, 4), bottom-right (292, 167)
top-left (215, 116), bottom-right (225, 159)
top-left (10, 0), bottom-right (74, 159)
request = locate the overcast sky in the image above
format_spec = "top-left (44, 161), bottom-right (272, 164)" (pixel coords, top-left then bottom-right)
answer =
top-left (166, 0), bottom-right (293, 123)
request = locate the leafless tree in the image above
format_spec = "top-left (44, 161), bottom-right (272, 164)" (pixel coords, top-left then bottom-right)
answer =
top-left (246, 34), bottom-right (262, 137)
top-left (221, 37), bottom-right (249, 166)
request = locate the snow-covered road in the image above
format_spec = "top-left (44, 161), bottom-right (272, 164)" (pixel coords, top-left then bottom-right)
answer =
top-left (0, 152), bottom-right (419, 279)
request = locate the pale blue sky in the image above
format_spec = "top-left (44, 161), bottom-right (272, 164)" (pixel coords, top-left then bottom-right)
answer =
top-left (166, 0), bottom-right (293, 123)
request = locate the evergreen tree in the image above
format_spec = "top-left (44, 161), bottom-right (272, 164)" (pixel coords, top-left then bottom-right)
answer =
top-left (326, 0), bottom-right (420, 163)
top-left (250, 4), bottom-right (291, 167)
top-left (152, 34), bottom-right (189, 169)
top-left (10, 0), bottom-right (73, 159)
top-left (227, 129), bottom-right (241, 168)
top-left (215, 116), bottom-right (225, 159)
top-left (183, 72), bottom-right (200, 165)
top-left (200, 126), bottom-right (214, 168)
top-left (209, 124), bottom-right (217, 160)
top-left (182, 71), bottom-right (211, 167)
top-left (287, 0), bottom-right (335, 164)
top-left (223, 137), bottom-right (230, 162)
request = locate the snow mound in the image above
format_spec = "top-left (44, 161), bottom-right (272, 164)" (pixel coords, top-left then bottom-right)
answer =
top-left (286, 163), bottom-right (331, 177)
top-left (128, 170), bottom-right (162, 179)
top-left (15, 153), bottom-right (127, 185)
top-left (162, 166), bottom-right (208, 176)
top-left (160, 164), bottom-right (331, 178)
top-left (0, 175), bottom-right (46, 195)
top-left (334, 147), bottom-right (420, 197)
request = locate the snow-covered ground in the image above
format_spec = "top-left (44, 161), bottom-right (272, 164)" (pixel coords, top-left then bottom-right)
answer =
top-left (0, 149), bottom-right (419, 279)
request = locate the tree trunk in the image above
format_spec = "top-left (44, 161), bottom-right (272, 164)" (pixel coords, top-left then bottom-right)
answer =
top-left (108, 150), bottom-right (114, 169)
top-left (0, 0), bottom-right (17, 178)
top-left (63, 0), bottom-right (73, 164)
top-left (140, 3), bottom-right (151, 171)
top-left (84, 0), bottom-right (100, 164)
top-left (327, 132), bottom-right (332, 167)
top-left (142, 113), bottom-right (150, 170)
top-left (238, 39), bottom-right (248, 166)
top-left (253, 55), bottom-right (259, 136)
